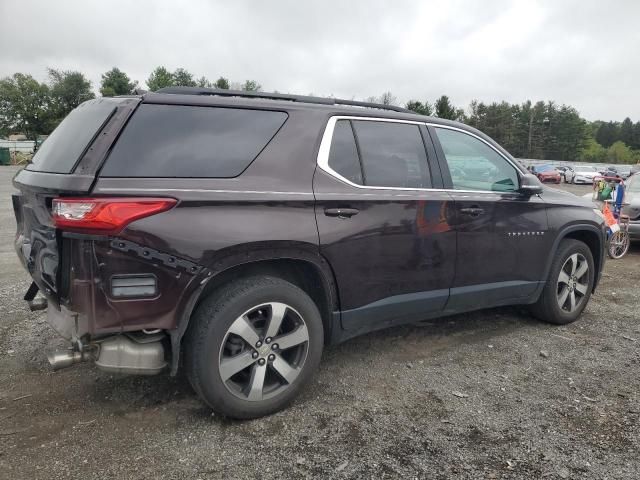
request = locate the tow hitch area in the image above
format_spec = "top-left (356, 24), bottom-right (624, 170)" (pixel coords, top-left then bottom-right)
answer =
top-left (24, 281), bottom-right (48, 311)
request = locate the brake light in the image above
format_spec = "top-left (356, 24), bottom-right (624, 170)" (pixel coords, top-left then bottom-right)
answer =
top-left (52, 197), bottom-right (177, 234)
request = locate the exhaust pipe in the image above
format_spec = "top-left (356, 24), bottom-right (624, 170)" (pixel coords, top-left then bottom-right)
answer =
top-left (46, 333), bottom-right (166, 375)
top-left (47, 349), bottom-right (91, 371)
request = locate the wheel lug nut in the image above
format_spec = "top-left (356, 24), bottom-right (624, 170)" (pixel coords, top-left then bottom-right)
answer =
top-left (258, 358), bottom-right (266, 366)
top-left (271, 343), bottom-right (278, 350)
top-left (268, 354), bottom-right (275, 361)
top-left (252, 351), bottom-right (258, 359)
top-left (255, 341), bottom-right (262, 348)
top-left (265, 337), bottom-right (272, 344)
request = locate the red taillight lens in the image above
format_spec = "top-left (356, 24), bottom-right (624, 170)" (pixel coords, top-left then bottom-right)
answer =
top-left (52, 197), bottom-right (177, 235)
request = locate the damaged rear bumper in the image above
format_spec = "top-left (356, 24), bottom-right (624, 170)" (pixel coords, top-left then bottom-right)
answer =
top-left (36, 290), bottom-right (167, 376)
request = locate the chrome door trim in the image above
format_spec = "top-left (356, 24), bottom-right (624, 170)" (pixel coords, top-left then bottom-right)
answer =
top-left (316, 115), bottom-right (525, 195)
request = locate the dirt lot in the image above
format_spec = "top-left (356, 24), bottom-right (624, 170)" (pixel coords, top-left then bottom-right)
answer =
top-left (1, 166), bottom-right (638, 479)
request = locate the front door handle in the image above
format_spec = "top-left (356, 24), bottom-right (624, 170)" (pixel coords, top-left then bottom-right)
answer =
top-left (459, 207), bottom-right (485, 217)
top-left (324, 208), bottom-right (360, 219)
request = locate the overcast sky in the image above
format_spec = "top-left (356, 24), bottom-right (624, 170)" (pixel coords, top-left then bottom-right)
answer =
top-left (1, 0), bottom-right (638, 121)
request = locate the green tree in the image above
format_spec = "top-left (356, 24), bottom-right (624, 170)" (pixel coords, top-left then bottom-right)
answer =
top-left (620, 117), bottom-right (634, 146)
top-left (48, 68), bottom-right (94, 121)
top-left (196, 76), bottom-right (213, 88)
top-left (406, 100), bottom-right (433, 116)
top-left (172, 68), bottom-right (196, 87)
top-left (581, 137), bottom-right (607, 162)
top-left (242, 80), bottom-right (261, 92)
top-left (100, 67), bottom-right (137, 96)
top-left (434, 95), bottom-right (458, 120)
top-left (215, 77), bottom-right (230, 89)
top-left (0, 73), bottom-right (53, 141)
top-left (595, 121), bottom-right (618, 148)
top-left (607, 141), bottom-right (634, 164)
top-left (632, 122), bottom-right (640, 150)
top-left (146, 66), bottom-right (174, 91)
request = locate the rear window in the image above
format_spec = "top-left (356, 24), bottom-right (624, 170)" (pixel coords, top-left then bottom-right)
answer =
top-left (351, 120), bottom-right (431, 189)
top-left (27, 98), bottom-right (119, 173)
top-left (101, 104), bottom-right (288, 178)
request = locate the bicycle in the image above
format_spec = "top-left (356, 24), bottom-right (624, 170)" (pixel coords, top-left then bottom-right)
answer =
top-left (593, 176), bottom-right (630, 259)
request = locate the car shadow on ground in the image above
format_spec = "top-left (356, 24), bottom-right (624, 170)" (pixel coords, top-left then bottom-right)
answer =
top-left (80, 305), bottom-right (539, 422)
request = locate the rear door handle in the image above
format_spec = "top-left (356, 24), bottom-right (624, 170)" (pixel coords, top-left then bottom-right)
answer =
top-left (459, 207), bottom-right (485, 217)
top-left (324, 208), bottom-right (360, 219)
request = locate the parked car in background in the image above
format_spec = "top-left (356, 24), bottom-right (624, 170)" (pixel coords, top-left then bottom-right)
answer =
top-left (12, 88), bottom-right (606, 418)
top-left (615, 165), bottom-right (632, 180)
top-left (622, 173), bottom-right (640, 241)
top-left (556, 165), bottom-right (570, 182)
top-left (531, 164), bottom-right (561, 184)
top-left (565, 165), bottom-right (599, 184)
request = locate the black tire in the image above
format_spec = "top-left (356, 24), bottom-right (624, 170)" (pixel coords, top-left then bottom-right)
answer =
top-left (530, 239), bottom-right (595, 325)
top-left (184, 276), bottom-right (323, 419)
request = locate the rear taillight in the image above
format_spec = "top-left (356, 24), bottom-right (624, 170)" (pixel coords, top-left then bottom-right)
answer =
top-left (52, 197), bottom-right (177, 235)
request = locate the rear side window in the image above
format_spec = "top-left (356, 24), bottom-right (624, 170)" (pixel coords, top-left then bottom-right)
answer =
top-left (352, 120), bottom-right (431, 188)
top-left (327, 120), bottom-right (363, 184)
top-left (28, 98), bottom-right (119, 173)
top-left (101, 104), bottom-right (287, 178)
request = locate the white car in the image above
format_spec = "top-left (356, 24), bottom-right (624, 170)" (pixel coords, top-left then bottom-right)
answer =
top-left (565, 165), bottom-right (599, 184)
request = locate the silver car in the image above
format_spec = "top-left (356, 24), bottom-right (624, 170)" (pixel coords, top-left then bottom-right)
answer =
top-left (623, 174), bottom-right (640, 241)
top-left (565, 165), bottom-right (599, 184)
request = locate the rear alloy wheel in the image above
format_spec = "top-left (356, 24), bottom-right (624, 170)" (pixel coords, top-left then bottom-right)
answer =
top-left (219, 302), bottom-right (309, 402)
top-left (531, 239), bottom-right (594, 325)
top-left (185, 276), bottom-right (323, 419)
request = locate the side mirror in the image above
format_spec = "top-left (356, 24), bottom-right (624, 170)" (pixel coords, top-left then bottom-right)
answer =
top-left (518, 173), bottom-right (543, 196)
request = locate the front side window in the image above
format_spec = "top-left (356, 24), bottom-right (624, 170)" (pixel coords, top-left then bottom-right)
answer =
top-left (435, 127), bottom-right (519, 192)
top-left (352, 120), bottom-right (430, 188)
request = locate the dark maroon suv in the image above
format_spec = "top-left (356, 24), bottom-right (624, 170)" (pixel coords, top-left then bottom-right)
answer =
top-left (12, 87), bottom-right (605, 418)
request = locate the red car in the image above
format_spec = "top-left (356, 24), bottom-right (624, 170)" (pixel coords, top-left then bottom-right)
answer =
top-left (531, 165), bottom-right (562, 184)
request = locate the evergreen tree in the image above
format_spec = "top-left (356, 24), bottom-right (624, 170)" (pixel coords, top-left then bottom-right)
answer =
top-left (100, 67), bottom-right (137, 96)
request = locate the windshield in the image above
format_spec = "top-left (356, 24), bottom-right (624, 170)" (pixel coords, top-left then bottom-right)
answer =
top-left (627, 176), bottom-right (640, 192)
top-left (576, 166), bottom-right (596, 172)
top-left (536, 165), bottom-right (555, 172)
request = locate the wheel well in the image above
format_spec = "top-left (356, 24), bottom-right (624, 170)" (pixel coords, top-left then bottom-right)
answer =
top-left (195, 259), bottom-right (336, 344)
top-left (563, 229), bottom-right (602, 286)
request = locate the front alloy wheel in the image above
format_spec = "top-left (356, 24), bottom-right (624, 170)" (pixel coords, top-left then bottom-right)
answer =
top-left (556, 253), bottom-right (589, 313)
top-left (531, 239), bottom-right (594, 325)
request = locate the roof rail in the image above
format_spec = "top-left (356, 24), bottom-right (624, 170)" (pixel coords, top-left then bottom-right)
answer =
top-left (154, 86), bottom-right (412, 113)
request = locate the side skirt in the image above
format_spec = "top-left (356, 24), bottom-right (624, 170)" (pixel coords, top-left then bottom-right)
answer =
top-left (330, 280), bottom-right (543, 344)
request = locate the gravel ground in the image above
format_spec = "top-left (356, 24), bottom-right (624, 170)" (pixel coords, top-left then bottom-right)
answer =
top-left (1, 166), bottom-right (638, 479)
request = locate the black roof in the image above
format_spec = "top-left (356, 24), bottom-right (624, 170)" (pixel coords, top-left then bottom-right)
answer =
top-left (136, 87), bottom-right (521, 170)
top-left (154, 86), bottom-right (413, 114)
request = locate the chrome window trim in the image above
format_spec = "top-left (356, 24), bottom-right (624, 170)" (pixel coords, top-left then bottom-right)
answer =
top-left (316, 115), bottom-right (523, 195)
